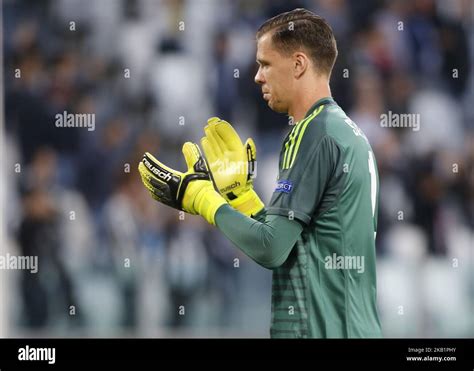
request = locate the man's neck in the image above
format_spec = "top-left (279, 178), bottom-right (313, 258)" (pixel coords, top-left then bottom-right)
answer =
top-left (289, 82), bottom-right (331, 123)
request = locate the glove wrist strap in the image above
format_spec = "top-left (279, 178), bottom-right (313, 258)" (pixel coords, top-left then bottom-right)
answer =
top-left (194, 186), bottom-right (227, 225)
top-left (228, 189), bottom-right (264, 217)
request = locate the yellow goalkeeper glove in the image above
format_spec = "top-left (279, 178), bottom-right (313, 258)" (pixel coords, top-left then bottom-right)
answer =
top-left (201, 117), bottom-right (264, 217)
top-left (138, 142), bottom-right (226, 225)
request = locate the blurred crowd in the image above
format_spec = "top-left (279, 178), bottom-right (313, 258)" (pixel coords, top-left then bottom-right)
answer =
top-left (3, 0), bottom-right (473, 337)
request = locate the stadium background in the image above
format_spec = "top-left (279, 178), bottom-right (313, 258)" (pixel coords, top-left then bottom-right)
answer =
top-left (1, 0), bottom-right (473, 337)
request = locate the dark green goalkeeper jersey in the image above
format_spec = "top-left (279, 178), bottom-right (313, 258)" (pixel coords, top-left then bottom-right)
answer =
top-left (266, 97), bottom-right (382, 338)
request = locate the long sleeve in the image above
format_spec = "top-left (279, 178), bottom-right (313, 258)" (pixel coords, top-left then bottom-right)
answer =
top-left (215, 204), bottom-right (303, 269)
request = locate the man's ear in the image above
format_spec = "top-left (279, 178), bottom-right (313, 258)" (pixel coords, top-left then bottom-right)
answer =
top-left (293, 52), bottom-right (309, 79)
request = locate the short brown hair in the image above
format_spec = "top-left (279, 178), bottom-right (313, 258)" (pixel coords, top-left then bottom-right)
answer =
top-left (257, 8), bottom-right (338, 76)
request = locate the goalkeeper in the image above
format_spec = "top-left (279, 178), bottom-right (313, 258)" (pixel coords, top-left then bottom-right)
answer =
top-left (139, 8), bottom-right (382, 338)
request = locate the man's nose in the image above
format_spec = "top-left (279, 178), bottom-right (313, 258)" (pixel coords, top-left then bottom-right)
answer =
top-left (254, 67), bottom-right (264, 85)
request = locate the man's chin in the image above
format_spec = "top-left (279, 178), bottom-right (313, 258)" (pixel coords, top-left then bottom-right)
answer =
top-left (268, 101), bottom-right (287, 113)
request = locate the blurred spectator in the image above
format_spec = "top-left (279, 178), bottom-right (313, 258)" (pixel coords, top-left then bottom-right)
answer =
top-left (164, 219), bottom-right (209, 328)
top-left (17, 147), bottom-right (82, 328)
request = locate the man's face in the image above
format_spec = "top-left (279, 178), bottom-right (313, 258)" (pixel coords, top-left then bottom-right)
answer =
top-left (254, 33), bottom-right (294, 113)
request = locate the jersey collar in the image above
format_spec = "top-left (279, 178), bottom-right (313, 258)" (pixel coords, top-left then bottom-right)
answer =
top-left (301, 97), bottom-right (335, 122)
